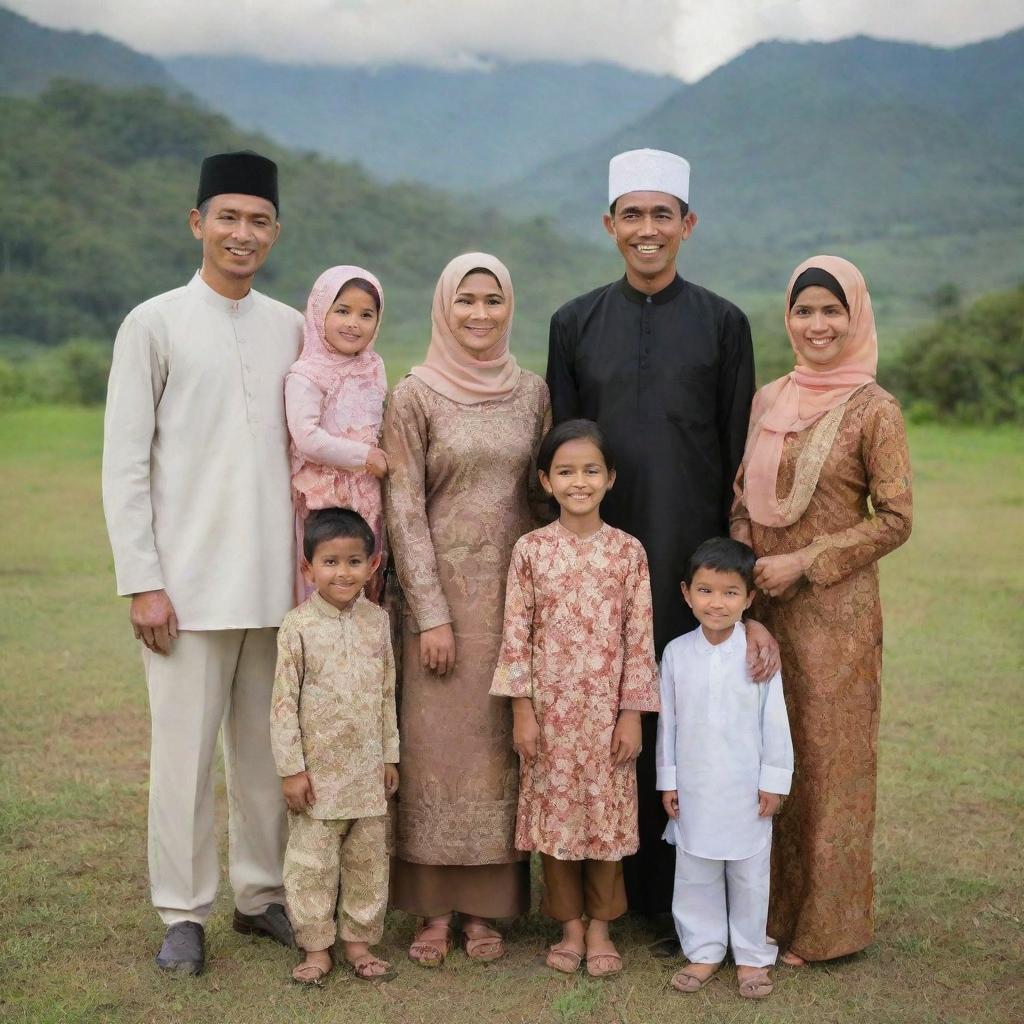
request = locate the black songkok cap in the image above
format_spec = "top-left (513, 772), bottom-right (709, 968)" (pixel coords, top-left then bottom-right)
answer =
top-left (789, 267), bottom-right (848, 311)
top-left (196, 150), bottom-right (279, 213)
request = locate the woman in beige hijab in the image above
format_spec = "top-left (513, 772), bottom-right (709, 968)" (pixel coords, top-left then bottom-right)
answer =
top-left (383, 253), bottom-right (550, 964)
top-left (731, 256), bottom-right (912, 966)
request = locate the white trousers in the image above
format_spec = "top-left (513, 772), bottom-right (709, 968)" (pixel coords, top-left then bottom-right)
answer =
top-left (144, 629), bottom-right (288, 926)
top-left (671, 842), bottom-right (777, 967)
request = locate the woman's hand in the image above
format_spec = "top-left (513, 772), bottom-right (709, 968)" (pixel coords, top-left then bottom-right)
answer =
top-left (365, 447), bottom-right (389, 480)
top-left (512, 699), bottom-right (540, 761)
top-left (754, 550), bottom-right (811, 597)
top-left (282, 771), bottom-right (316, 812)
top-left (419, 623), bottom-right (456, 675)
top-left (744, 619), bottom-right (781, 682)
top-left (610, 710), bottom-right (642, 766)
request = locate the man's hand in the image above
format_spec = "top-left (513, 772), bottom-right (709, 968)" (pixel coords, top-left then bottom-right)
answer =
top-left (754, 550), bottom-right (810, 598)
top-left (384, 763), bottom-right (399, 797)
top-left (131, 589), bottom-right (178, 655)
top-left (365, 447), bottom-right (389, 480)
top-left (282, 771), bottom-right (316, 812)
top-left (662, 789), bottom-right (679, 820)
top-left (512, 698), bottom-right (540, 761)
top-left (758, 790), bottom-right (782, 817)
top-left (744, 618), bottom-right (781, 682)
top-left (610, 710), bottom-right (642, 766)
top-left (420, 624), bottom-right (456, 675)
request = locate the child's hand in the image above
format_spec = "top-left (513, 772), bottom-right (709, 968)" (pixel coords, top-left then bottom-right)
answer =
top-left (420, 624), bottom-right (456, 675)
top-left (512, 698), bottom-right (540, 761)
top-left (662, 790), bottom-right (679, 820)
top-left (282, 771), bottom-right (316, 812)
top-left (758, 790), bottom-right (783, 817)
top-left (384, 763), bottom-right (399, 797)
top-left (610, 710), bottom-right (642, 766)
top-left (366, 447), bottom-right (389, 480)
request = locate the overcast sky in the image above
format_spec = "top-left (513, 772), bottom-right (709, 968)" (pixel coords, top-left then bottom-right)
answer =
top-left (10, 0), bottom-right (1024, 80)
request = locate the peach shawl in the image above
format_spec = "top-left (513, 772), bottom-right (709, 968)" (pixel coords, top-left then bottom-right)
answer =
top-left (410, 252), bottom-right (521, 405)
top-left (741, 255), bottom-right (877, 528)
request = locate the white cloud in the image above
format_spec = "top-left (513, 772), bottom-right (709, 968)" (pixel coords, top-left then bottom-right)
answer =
top-left (8, 0), bottom-right (1024, 79)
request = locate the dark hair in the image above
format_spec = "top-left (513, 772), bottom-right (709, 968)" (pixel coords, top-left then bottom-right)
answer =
top-left (458, 267), bottom-right (502, 290)
top-left (609, 196), bottom-right (689, 218)
top-left (303, 507), bottom-right (375, 561)
top-left (336, 277), bottom-right (381, 313)
top-left (788, 268), bottom-right (848, 312)
top-left (537, 418), bottom-right (615, 475)
top-left (684, 536), bottom-right (755, 591)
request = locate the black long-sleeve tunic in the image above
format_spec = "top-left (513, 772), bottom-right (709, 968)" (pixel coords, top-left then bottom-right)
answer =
top-left (547, 273), bottom-right (755, 914)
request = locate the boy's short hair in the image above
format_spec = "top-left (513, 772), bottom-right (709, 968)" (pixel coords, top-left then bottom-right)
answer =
top-left (537, 418), bottom-right (615, 475)
top-left (685, 536), bottom-right (756, 592)
top-left (303, 507), bottom-right (375, 561)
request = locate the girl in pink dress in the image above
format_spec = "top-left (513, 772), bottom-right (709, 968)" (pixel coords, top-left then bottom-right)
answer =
top-left (285, 266), bottom-right (388, 603)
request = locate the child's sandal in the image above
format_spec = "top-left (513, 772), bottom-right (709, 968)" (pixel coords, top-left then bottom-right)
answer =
top-left (586, 951), bottom-right (622, 978)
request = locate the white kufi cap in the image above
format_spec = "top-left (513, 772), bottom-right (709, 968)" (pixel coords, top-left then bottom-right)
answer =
top-left (608, 148), bottom-right (690, 205)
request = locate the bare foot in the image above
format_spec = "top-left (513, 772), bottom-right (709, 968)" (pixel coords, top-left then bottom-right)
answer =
top-left (670, 961), bottom-right (721, 992)
top-left (781, 950), bottom-right (807, 967)
top-left (584, 919), bottom-right (622, 977)
top-left (737, 964), bottom-right (774, 998)
top-left (292, 947), bottom-right (331, 985)
top-left (546, 918), bottom-right (585, 973)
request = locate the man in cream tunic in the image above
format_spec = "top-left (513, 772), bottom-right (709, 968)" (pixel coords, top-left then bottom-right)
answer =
top-left (102, 151), bottom-right (303, 974)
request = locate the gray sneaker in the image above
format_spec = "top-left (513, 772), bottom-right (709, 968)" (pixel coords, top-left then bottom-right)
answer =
top-left (232, 903), bottom-right (295, 947)
top-left (155, 921), bottom-right (205, 975)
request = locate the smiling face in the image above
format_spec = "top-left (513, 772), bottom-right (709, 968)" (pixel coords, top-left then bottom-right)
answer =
top-left (539, 437), bottom-right (616, 527)
top-left (448, 271), bottom-right (510, 359)
top-left (602, 191), bottom-right (697, 293)
top-left (304, 535), bottom-right (380, 612)
top-left (189, 192), bottom-right (280, 298)
top-left (787, 285), bottom-right (852, 367)
top-left (682, 566), bottom-right (754, 644)
top-left (323, 283), bottom-right (379, 356)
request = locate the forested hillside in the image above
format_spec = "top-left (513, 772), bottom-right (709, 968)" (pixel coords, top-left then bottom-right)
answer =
top-left (0, 82), bottom-right (614, 356)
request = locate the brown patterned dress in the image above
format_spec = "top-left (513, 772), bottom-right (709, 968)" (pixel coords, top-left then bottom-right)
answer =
top-left (382, 371), bottom-right (550, 918)
top-left (731, 382), bottom-right (912, 961)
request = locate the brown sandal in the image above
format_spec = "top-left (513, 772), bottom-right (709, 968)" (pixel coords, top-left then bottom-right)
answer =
top-left (545, 946), bottom-right (584, 974)
top-left (409, 920), bottom-right (452, 967)
top-left (349, 953), bottom-right (397, 982)
top-left (291, 961), bottom-right (330, 986)
top-left (461, 922), bottom-right (505, 962)
top-left (670, 963), bottom-right (721, 992)
top-left (738, 968), bottom-right (774, 999)
top-left (586, 950), bottom-right (622, 978)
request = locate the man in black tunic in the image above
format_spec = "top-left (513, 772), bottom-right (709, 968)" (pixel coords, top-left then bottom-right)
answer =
top-left (546, 148), bottom-right (778, 921)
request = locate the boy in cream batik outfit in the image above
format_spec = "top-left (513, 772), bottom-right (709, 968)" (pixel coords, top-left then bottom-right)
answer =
top-left (271, 508), bottom-right (399, 985)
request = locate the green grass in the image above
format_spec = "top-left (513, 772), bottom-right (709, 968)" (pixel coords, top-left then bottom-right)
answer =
top-left (1, 408), bottom-right (1022, 1023)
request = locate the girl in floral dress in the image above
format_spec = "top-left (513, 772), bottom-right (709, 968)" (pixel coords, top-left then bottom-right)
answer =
top-left (490, 419), bottom-right (659, 977)
top-left (285, 266), bottom-right (389, 604)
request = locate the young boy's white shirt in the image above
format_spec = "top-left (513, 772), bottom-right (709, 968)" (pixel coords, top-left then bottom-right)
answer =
top-left (655, 621), bottom-right (793, 857)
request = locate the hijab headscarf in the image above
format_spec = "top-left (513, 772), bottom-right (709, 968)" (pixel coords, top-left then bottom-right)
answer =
top-left (410, 252), bottom-right (521, 405)
top-left (289, 265), bottom-right (385, 393)
top-left (741, 254), bottom-right (877, 528)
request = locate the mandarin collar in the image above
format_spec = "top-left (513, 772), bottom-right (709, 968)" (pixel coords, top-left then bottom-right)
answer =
top-left (310, 590), bottom-right (365, 620)
top-left (553, 519), bottom-right (608, 544)
top-left (693, 620), bottom-right (745, 656)
top-left (188, 270), bottom-right (255, 315)
top-left (618, 273), bottom-right (685, 306)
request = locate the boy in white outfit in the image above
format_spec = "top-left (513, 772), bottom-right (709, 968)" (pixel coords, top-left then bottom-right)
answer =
top-left (656, 537), bottom-right (793, 999)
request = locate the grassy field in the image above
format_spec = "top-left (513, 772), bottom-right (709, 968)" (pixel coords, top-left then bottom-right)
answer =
top-left (1, 407), bottom-right (1021, 1024)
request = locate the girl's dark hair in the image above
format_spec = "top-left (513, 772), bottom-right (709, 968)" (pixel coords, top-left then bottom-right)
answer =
top-left (303, 507), bottom-right (375, 561)
top-left (684, 536), bottom-right (756, 592)
top-left (537, 419), bottom-right (615, 475)
top-left (336, 277), bottom-right (381, 312)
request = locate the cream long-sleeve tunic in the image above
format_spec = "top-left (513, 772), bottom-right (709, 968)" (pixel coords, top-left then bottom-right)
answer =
top-left (656, 623), bottom-right (793, 861)
top-left (102, 272), bottom-right (303, 629)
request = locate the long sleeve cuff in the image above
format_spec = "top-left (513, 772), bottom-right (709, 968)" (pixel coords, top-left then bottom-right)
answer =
top-left (489, 664), bottom-right (532, 699)
top-left (656, 766), bottom-right (677, 790)
top-left (383, 740), bottom-right (400, 764)
top-left (114, 568), bottom-right (166, 598)
top-left (758, 764), bottom-right (792, 795)
top-left (274, 751), bottom-right (306, 778)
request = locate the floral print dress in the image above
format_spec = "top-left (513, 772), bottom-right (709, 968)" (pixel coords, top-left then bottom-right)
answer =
top-left (491, 521), bottom-right (660, 861)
